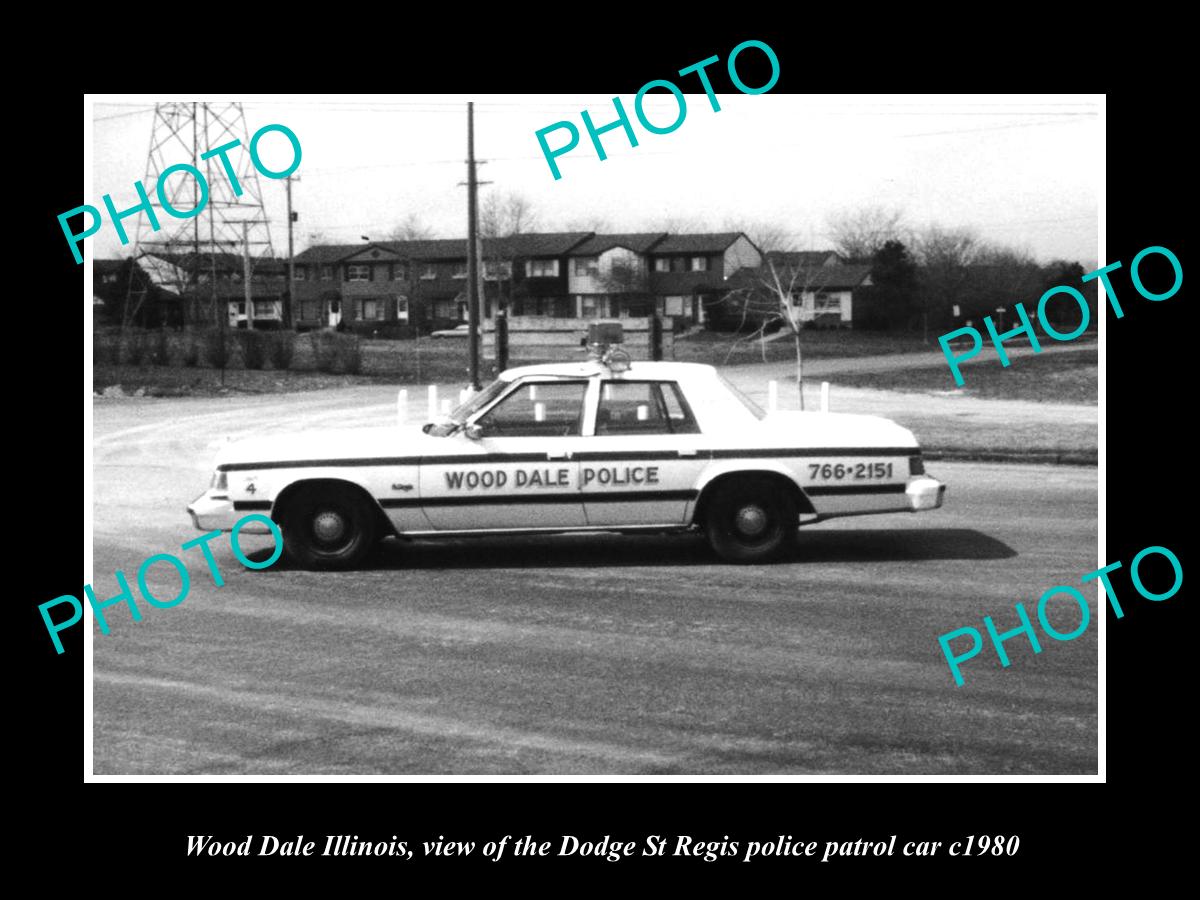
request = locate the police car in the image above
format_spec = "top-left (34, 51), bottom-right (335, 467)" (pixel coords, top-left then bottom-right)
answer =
top-left (188, 327), bottom-right (945, 568)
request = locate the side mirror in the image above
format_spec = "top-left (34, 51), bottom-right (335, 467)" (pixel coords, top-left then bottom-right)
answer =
top-left (463, 423), bottom-right (483, 441)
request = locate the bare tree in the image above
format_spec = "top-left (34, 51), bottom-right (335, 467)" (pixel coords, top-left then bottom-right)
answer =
top-left (911, 224), bottom-right (981, 341)
top-left (305, 230), bottom-right (332, 249)
top-left (827, 206), bottom-right (906, 262)
top-left (387, 212), bottom-right (435, 242)
top-left (724, 255), bottom-right (829, 410)
top-left (558, 213), bottom-right (613, 233)
top-left (481, 191), bottom-right (539, 238)
top-left (723, 219), bottom-right (796, 254)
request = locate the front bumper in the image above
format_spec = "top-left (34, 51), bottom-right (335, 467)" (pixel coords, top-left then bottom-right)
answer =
top-left (906, 476), bottom-right (946, 512)
top-left (187, 490), bottom-right (273, 532)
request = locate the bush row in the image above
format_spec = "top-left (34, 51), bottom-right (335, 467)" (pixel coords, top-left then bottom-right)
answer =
top-left (94, 329), bottom-right (357, 374)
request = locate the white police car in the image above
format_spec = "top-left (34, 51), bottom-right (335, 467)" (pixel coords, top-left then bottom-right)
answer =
top-left (188, 335), bottom-right (944, 568)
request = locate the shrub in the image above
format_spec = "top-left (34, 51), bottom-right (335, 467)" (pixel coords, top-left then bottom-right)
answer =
top-left (240, 330), bottom-right (268, 370)
top-left (312, 330), bottom-right (361, 374)
top-left (151, 329), bottom-right (171, 365)
top-left (122, 332), bottom-right (147, 365)
top-left (337, 333), bottom-right (362, 374)
top-left (93, 334), bottom-right (117, 365)
top-left (181, 334), bottom-right (201, 367)
top-left (268, 331), bottom-right (296, 370)
top-left (312, 330), bottom-right (339, 373)
top-left (203, 329), bottom-right (230, 368)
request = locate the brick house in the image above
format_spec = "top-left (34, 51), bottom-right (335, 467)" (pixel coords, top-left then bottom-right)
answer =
top-left (293, 233), bottom-right (592, 335)
top-left (565, 233), bottom-right (666, 320)
top-left (724, 252), bottom-right (874, 329)
top-left (646, 232), bottom-right (762, 327)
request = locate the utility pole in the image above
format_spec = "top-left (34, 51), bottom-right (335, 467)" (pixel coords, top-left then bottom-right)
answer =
top-left (286, 175), bottom-right (298, 329)
top-left (242, 222), bottom-right (254, 330)
top-left (465, 101), bottom-right (482, 391)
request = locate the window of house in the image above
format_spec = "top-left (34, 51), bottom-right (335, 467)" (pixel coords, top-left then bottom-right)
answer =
top-left (420, 263), bottom-right (437, 280)
top-left (653, 258), bottom-right (669, 272)
top-left (348, 264), bottom-right (371, 282)
top-left (526, 259), bottom-right (559, 278)
top-left (662, 296), bottom-right (687, 316)
top-left (253, 300), bottom-right (275, 318)
top-left (814, 293), bottom-right (842, 314)
top-left (102, 272), bottom-right (118, 284)
top-left (452, 262), bottom-right (468, 279)
top-left (476, 381), bottom-right (587, 437)
top-left (574, 257), bottom-right (599, 276)
top-left (690, 256), bottom-right (708, 272)
top-left (595, 381), bottom-right (699, 436)
top-left (484, 260), bottom-right (512, 280)
top-left (294, 266), bottom-right (306, 281)
top-left (391, 263), bottom-right (407, 281)
top-left (361, 299), bottom-right (383, 320)
top-left (396, 297), bottom-right (409, 322)
top-left (320, 265), bottom-right (333, 280)
top-left (433, 300), bottom-right (457, 319)
top-left (580, 295), bottom-right (610, 318)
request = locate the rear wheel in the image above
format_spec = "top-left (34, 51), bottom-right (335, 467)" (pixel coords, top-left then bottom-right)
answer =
top-left (703, 477), bottom-right (797, 563)
top-left (281, 485), bottom-right (377, 570)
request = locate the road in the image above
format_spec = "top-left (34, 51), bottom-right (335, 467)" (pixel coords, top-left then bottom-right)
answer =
top-left (91, 391), bottom-right (1098, 774)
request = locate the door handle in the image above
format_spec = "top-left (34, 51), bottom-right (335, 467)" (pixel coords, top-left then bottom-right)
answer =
top-left (547, 451), bottom-right (571, 460)
top-left (677, 449), bottom-right (698, 457)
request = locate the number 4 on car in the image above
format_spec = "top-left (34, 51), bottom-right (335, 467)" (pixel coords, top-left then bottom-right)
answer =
top-left (187, 328), bottom-right (945, 569)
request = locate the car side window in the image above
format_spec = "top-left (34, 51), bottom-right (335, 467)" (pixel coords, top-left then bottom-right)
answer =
top-left (475, 381), bottom-right (588, 437)
top-left (595, 381), bottom-right (700, 435)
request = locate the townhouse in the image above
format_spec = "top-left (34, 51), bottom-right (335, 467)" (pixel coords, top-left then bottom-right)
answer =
top-left (98, 229), bottom-right (889, 335)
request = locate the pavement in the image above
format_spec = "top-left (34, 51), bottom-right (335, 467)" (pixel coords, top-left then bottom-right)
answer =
top-left (91, 391), bottom-right (1098, 774)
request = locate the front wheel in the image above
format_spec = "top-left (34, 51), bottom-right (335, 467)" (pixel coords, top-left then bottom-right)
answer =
top-left (281, 485), bottom-right (377, 570)
top-left (703, 478), bottom-right (797, 563)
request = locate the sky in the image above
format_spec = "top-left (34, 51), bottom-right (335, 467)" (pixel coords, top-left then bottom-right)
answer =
top-left (89, 94), bottom-right (1101, 267)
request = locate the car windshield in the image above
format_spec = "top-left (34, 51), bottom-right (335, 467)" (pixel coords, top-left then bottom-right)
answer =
top-left (425, 377), bottom-right (511, 436)
top-left (717, 373), bottom-right (766, 420)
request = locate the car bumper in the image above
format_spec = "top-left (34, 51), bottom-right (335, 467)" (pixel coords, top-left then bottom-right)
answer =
top-left (906, 476), bottom-right (946, 511)
top-left (187, 490), bottom-right (273, 533)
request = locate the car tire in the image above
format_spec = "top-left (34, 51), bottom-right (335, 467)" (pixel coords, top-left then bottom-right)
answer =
top-left (280, 485), bottom-right (377, 570)
top-left (703, 477), bottom-right (797, 564)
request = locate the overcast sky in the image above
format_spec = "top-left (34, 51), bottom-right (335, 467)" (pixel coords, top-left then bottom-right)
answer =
top-left (89, 94), bottom-right (1101, 266)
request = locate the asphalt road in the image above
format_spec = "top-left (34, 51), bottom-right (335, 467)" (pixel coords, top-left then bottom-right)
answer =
top-left (91, 392), bottom-right (1098, 774)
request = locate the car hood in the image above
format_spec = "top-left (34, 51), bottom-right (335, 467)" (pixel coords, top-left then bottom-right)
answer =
top-left (757, 411), bottom-right (921, 449)
top-left (213, 425), bottom-right (446, 468)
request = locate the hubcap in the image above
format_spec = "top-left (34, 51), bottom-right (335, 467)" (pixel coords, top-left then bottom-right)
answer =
top-left (734, 504), bottom-right (768, 537)
top-left (312, 510), bottom-right (347, 544)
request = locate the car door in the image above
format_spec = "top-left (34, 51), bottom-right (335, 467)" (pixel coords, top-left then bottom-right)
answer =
top-left (417, 378), bottom-right (589, 531)
top-left (577, 379), bottom-right (707, 527)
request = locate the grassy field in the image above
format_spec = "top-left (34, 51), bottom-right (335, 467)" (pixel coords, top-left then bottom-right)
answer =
top-left (830, 348), bottom-right (1097, 405)
top-left (674, 329), bottom-right (934, 365)
top-left (92, 330), bottom-right (954, 396)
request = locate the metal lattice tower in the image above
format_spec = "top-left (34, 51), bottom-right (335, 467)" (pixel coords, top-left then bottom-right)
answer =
top-left (128, 102), bottom-right (276, 325)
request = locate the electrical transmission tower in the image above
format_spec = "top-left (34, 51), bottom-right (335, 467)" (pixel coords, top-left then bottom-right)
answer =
top-left (126, 102), bottom-right (276, 327)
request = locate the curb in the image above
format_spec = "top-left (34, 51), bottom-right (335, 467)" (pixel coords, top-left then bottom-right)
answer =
top-left (923, 449), bottom-right (1097, 466)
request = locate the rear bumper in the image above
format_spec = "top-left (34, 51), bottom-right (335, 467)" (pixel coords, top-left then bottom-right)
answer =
top-left (187, 490), bottom-right (273, 533)
top-left (906, 476), bottom-right (946, 511)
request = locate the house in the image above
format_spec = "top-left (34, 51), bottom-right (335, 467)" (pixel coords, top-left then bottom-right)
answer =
top-left (129, 251), bottom-right (286, 329)
top-left (92, 258), bottom-right (184, 328)
top-left (292, 233), bottom-right (593, 335)
top-left (723, 253), bottom-right (873, 330)
top-left (565, 233), bottom-right (666, 320)
top-left (645, 233), bottom-right (762, 327)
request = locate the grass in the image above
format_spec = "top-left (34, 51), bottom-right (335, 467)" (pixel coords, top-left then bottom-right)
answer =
top-left (674, 329), bottom-right (934, 365)
top-left (831, 348), bottom-right (1097, 405)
